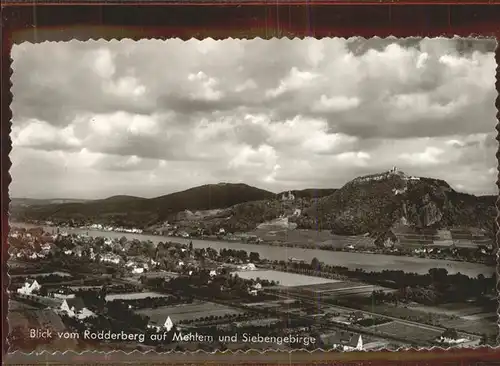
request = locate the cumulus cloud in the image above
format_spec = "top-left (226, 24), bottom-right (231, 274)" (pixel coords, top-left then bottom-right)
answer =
top-left (9, 37), bottom-right (498, 199)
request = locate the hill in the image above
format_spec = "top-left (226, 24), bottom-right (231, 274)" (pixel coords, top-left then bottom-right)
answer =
top-left (11, 183), bottom-right (276, 227)
top-left (293, 169), bottom-right (496, 241)
top-left (10, 171), bottom-right (496, 242)
top-left (151, 183), bottom-right (275, 220)
top-left (10, 198), bottom-right (89, 208)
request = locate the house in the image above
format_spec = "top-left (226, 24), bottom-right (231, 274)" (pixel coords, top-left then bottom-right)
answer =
top-left (179, 231), bottom-right (190, 238)
top-left (348, 311), bottom-right (364, 323)
top-left (320, 332), bottom-right (363, 351)
top-left (148, 324), bottom-right (161, 332)
top-left (60, 297), bottom-right (95, 319)
top-left (41, 243), bottom-right (52, 251)
top-left (17, 279), bottom-right (41, 295)
top-left (50, 287), bottom-right (76, 299)
top-left (209, 270), bottom-right (217, 277)
top-left (28, 227), bottom-right (44, 237)
top-left (164, 316), bottom-right (174, 332)
top-left (239, 263), bottom-right (256, 271)
top-left (132, 267), bottom-right (144, 274)
top-left (100, 253), bottom-right (121, 264)
top-left (253, 283), bottom-right (262, 290)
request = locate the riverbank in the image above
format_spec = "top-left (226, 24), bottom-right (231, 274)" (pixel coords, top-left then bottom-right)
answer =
top-left (10, 222), bottom-right (495, 277)
top-left (17, 221), bottom-right (493, 266)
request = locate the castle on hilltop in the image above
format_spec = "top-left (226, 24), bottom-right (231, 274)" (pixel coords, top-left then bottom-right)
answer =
top-left (281, 191), bottom-right (295, 201)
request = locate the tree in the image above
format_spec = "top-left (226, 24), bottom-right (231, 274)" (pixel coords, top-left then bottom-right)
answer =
top-left (311, 257), bottom-right (320, 270)
top-left (441, 328), bottom-right (458, 340)
top-left (428, 268), bottom-right (448, 282)
top-left (249, 252), bottom-right (260, 263)
top-left (38, 286), bottom-right (48, 297)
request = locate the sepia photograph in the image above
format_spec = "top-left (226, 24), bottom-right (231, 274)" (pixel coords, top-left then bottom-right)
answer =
top-left (7, 37), bottom-right (498, 353)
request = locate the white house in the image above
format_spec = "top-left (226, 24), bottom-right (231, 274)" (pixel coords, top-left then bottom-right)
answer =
top-left (239, 263), bottom-right (256, 271)
top-left (50, 287), bottom-right (76, 299)
top-left (209, 270), bottom-right (217, 277)
top-left (164, 316), bottom-right (174, 332)
top-left (343, 334), bottom-right (363, 351)
top-left (132, 267), bottom-right (144, 274)
top-left (41, 243), bottom-right (52, 251)
top-left (17, 279), bottom-right (41, 295)
top-left (253, 283), bottom-right (262, 290)
top-left (100, 254), bottom-right (121, 264)
top-left (76, 308), bottom-right (96, 320)
top-left (60, 297), bottom-right (94, 319)
top-left (321, 332), bottom-right (363, 351)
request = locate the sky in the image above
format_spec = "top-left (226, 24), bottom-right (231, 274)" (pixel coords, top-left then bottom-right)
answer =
top-left (10, 37), bottom-right (498, 199)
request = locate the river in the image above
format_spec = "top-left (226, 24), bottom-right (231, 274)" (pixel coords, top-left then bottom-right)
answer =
top-left (11, 223), bottom-right (495, 277)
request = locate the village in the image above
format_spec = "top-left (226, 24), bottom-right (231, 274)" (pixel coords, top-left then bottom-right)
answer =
top-left (8, 225), bottom-right (496, 352)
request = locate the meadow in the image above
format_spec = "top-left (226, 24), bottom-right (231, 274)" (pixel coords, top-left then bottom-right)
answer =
top-left (135, 301), bottom-right (244, 324)
top-left (105, 292), bottom-right (169, 301)
top-left (233, 269), bottom-right (341, 287)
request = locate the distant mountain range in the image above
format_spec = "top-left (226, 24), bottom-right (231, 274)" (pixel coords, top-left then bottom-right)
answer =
top-left (10, 183), bottom-right (275, 227)
top-left (10, 170), bottom-right (497, 239)
top-left (10, 198), bottom-right (90, 207)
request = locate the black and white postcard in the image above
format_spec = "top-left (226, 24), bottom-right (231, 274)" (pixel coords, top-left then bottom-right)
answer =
top-left (7, 37), bottom-right (498, 353)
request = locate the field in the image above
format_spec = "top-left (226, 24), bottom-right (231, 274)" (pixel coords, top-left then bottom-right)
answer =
top-left (136, 301), bottom-right (244, 324)
top-left (14, 293), bottom-right (63, 308)
top-left (105, 292), bottom-right (169, 301)
top-left (250, 228), bottom-right (376, 249)
top-left (10, 271), bottom-right (72, 278)
top-left (369, 320), bottom-right (443, 342)
top-left (275, 280), bottom-right (396, 299)
top-left (9, 300), bottom-right (38, 311)
top-left (358, 303), bottom-right (497, 336)
top-left (8, 309), bottom-right (78, 350)
top-left (244, 299), bottom-right (301, 311)
top-left (408, 303), bottom-right (494, 319)
top-left (135, 271), bottom-right (179, 279)
top-left (233, 270), bottom-right (341, 287)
